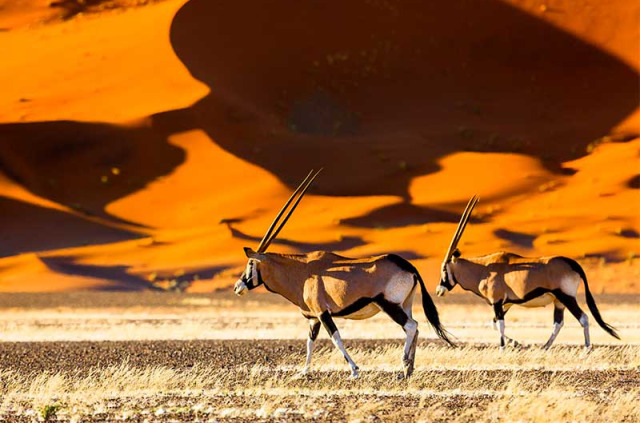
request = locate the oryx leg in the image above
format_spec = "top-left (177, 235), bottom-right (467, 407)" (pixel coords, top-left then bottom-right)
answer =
top-left (302, 318), bottom-right (321, 374)
top-left (491, 304), bottom-right (519, 346)
top-left (555, 292), bottom-right (591, 349)
top-left (493, 301), bottom-right (507, 349)
top-left (376, 295), bottom-right (418, 378)
top-left (542, 302), bottom-right (565, 349)
top-left (319, 311), bottom-right (359, 377)
top-left (402, 288), bottom-right (419, 369)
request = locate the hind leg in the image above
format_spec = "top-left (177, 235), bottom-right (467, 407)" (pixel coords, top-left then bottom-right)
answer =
top-left (555, 292), bottom-right (590, 349)
top-left (402, 287), bottom-right (420, 366)
top-left (318, 311), bottom-right (359, 377)
top-left (376, 295), bottom-right (418, 378)
top-left (542, 302), bottom-right (565, 349)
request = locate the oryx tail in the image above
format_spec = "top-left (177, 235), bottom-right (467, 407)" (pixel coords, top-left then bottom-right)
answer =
top-left (417, 271), bottom-right (455, 346)
top-left (389, 255), bottom-right (454, 346)
top-left (561, 257), bottom-right (620, 340)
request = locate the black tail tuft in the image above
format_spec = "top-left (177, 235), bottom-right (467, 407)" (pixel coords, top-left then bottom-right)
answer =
top-left (416, 274), bottom-right (456, 347)
top-left (561, 257), bottom-right (620, 340)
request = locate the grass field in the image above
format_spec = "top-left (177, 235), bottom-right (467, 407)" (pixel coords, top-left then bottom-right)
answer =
top-left (0, 292), bottom-right (638, 422)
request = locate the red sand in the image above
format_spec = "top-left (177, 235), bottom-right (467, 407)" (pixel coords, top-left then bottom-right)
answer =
top-left (0, 0), bottom-right (638, 293)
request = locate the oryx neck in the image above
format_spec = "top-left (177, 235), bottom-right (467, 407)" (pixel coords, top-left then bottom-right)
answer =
top-left (450, 259), bottom-right (483, 296)
top-left (257, 253), bottom-right (308, 308)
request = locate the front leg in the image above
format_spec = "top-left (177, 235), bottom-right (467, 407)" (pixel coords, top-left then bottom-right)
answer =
top-left (491, 305), bottom-right (519, 347)
top-left (302, 318), bottom-right (321, 374)
top-left (319, 311), bottom-right (359, 378)
top-left (493, 301), bottom-right (506, 349)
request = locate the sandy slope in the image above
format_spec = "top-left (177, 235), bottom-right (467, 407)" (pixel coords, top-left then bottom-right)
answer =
top-left (0, 0), bottom-right (637, 292)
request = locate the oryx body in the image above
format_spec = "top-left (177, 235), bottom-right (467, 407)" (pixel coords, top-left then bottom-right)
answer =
top-left (436, 197), bottom-right (620, 349)
top-left (234, 170), bottom-right (453, 378)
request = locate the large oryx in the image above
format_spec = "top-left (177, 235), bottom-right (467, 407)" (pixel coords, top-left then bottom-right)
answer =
top-left (435, 196), bottom-right (620, 350)
top-left (234, 170), bottom-right (454, 378)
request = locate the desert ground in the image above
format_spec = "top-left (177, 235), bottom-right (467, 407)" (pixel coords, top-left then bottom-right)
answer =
top-left (0, 292), bottom-right (638, 422)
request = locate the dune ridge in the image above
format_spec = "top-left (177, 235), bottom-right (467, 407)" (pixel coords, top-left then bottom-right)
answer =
top-left (0, 0), bottom-right (637, 292)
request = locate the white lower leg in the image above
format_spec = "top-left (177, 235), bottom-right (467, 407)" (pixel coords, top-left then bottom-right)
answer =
top-left (579, 314), bottom-right (591, 348)
top-left (402, 319), bottom-right (418, 376)
top-left (498, 319), bottom-right (506, 348)
top-left (302, 338), bottom-right (314, 374)
top-left (543, 321), bottom-right (564, 348)
top-left (402, 319), bottom-right (418, 361)
top-left (330, 331), bottom-right (359, 377)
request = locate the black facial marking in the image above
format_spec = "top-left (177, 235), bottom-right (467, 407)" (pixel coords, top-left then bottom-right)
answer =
top-left (374, 295), bottom-right (409, 327)
top-left (319, 311), bottom-right (338, 335)
top-left (309, 320), bottom-right (321, 341)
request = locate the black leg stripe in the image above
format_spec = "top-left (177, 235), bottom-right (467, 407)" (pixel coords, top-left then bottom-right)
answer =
top-left (553, 306), bottom-right (565, 324)
top-left (374, 295), bottom-right (409, 327)
top-left (309, 320), bottom-right (321, 341)
top-left (553, 291), bottom-right (585, 321)
top-left (493, 301), bottom-right (505, 320)
top-left (319, 311), bottom-right (338, 336)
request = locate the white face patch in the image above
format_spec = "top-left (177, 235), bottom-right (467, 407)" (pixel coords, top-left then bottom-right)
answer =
top-left (445, 264), bottom-right (456, 287)
top-left (245, 259), bottom-right (258, 286)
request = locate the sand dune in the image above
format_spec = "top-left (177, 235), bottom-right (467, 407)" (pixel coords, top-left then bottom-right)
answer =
top-left (0, 0), bottom-right (637, 292)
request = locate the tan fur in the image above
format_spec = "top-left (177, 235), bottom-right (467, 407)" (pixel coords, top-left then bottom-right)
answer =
top-left (451, 252), bottom-right (581, 304)
top-left (257, 251), bottom-right (413, 316)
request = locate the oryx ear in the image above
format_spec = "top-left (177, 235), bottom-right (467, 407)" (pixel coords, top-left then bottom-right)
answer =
top-left (244, 247), bottom-right (266, 261)
top-left (452, 249), bottom-right (461, 262)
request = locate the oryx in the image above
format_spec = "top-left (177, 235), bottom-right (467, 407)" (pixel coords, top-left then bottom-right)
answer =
top-left (435, 196), bottom-right (620, 350)
top-left (234, 170), bottom-right (454, 378)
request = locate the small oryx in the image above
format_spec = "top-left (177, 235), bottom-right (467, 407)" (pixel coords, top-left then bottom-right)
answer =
top-left (436, 196), bottom-right (620, 350)
top-left (234, 170), bottom-right (454, 378)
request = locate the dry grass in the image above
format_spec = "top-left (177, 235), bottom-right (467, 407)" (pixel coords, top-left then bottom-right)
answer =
top-left (0, 293), bottom-right (637, 421)
top-left (0, 344), bottom-right (639, 422)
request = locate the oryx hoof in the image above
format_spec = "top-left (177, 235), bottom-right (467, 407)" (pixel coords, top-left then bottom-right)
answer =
top-left (582, 345), bottom-right (593, 356)
top-left (402, 360), bottom-right (415, 378)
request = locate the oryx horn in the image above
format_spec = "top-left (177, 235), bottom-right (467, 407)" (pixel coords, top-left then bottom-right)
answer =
top-left (443, 195), bottom-right (479, 262)
top-left (256, 168), bottom-right (322, 253)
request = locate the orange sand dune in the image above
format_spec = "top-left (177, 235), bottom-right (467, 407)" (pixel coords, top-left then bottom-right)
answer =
top-left (0, 0), bottom-right (638, 293)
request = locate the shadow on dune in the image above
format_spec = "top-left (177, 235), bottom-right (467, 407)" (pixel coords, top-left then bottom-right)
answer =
top-left (223, 222), bottom-right (366, 253)
top-left (494, 228), bottom-right (537, 249)
top-left (0, 196), bottom-right (142, 258)
top-left (40, 256), bottom-right (229, 291)
top-left (0, 119), bottom-right (185, 227)
top-left (341, 202), bottom-right (484, 228)
top-left (170, 0), bottom-right (638, 198)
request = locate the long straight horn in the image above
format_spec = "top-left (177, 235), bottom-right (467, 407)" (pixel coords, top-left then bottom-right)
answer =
top-left (257, 169), bottom-right (322, 253)
top-left (443, 195), bottom-right (479, 262)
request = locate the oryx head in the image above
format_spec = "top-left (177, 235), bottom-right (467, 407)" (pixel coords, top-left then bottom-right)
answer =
top-left (436, 195), bottom-right (478, 297)
top-left (234, 169), bottom-right (322, 296)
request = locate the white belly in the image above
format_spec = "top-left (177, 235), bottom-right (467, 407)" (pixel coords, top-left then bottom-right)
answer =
top-left (520, 293), bottom-right (555, 308)
top-left (342, 303), bottom-right (381, 320)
